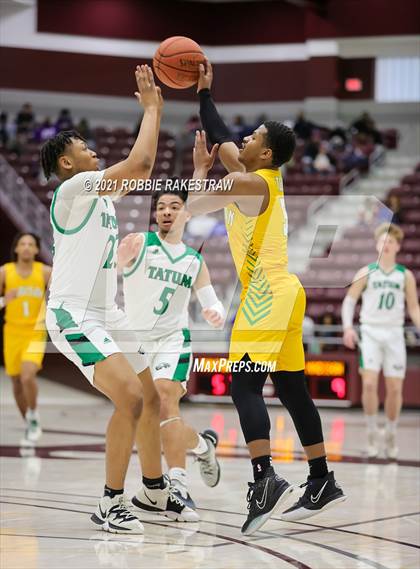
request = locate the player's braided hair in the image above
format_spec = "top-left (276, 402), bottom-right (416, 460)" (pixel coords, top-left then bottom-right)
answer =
top-left (263, 121), bottom-right (296, 167)
top-left (40, 130), bottom-right (85, 180)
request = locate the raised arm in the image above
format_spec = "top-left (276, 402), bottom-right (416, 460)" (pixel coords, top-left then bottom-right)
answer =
top-left (189, 130), bottom-right (266, 216)
top-left (405, 269), bottom-right (420, 329)
top-left (197, 60), bottom-right (245, 174)
top-left (342, 266), bottom-right (369, 349)
top-left (103, 65), bottom-right (163, 194)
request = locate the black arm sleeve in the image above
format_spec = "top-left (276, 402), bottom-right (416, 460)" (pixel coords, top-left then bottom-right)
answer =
top-left (199, 88), bottom-right (233, 145)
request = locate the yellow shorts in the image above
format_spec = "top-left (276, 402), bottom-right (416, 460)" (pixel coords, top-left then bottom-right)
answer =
top-left (3, 324), bottom-right (47, 376)
top-left (229, 276), bottom-right (306, 372)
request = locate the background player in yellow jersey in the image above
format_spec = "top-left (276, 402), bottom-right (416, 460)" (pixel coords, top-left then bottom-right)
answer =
top-left (188, 61), bottom-right (346, 535)
top-left (0, 232), bottom-right (51, 444)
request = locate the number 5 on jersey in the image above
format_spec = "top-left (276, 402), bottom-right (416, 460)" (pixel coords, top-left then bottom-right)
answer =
top-left (153, 286), bottom-right (175, 315)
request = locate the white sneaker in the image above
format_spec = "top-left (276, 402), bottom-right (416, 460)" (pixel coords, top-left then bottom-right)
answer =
top-left (367, 429), bottom-right (380, 458)
top-left (196, 429), bottom-right (221, 487)
top-left (132, 482), bottom-right (199, 522)
top-left (170, 479), bottom-right (198, 513)
top-left (25, 417), bottom-right (42, 443)
top-left (91, 494), bottom-right (144, 534)
top-left (384, 431), bottom-right (398, 460)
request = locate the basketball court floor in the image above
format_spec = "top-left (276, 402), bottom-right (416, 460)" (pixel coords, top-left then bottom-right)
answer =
top-left (1, 369), bottom-right (419, 569)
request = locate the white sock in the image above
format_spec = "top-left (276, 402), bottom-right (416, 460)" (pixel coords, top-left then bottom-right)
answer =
top-left (169, 467), bottom-right (188, 488)
top-left (365, 414), bottom-right (378, 432)
top-left (385, 418), bottom-right (397, 434)
top-left (191, 434), bottom-right (208, 456)
top-left (26, 409), bottom-right (39, 422)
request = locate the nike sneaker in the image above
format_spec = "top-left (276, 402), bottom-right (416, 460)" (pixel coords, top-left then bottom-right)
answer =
top-left (91, 494), bottom-right (144, 534)
top-left (281, 471), bottom-right (346, 522)
top-left (196, 429), bottom-right (221, 488)
top-left (131, 482), bottom-right (199, 522)
top-left (170, 479), bottom-right (197, 512)
top-left (241, 466), bottom-right (293, 536)
top-left (384, 431), bottom-right (398, 460)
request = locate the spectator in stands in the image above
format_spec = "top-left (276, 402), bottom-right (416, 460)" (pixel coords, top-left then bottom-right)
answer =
top-left (376, 194), bottom-right (403, 226)
top-left (358, 197), bottom-right (379, 227)
top-left (343, 144), bottom-right (369, 173)
top-left (0, 112), bottom-right (10, 147)
top-left (55, 108), bottom-right (73, 132)
top-left (313, 142), bottom-right (335, 174)
top-left (387, 195), bottom-right (403, 225)
top-left (34, 118), bottom-right (57, 142)
top-left (15, 103), bottom-right (34, 134)
top-left (329, 123), bottom-right (348, 145)
top-left (293, 111), bottom-right (314, 141)
top-left (317, 312), bottom-right (338, 352)
top-left (351, 111), bottom-right (382, 145)
top-left (8, 132), bottom-right (28, 157)
top-left (76, 118), bottom-right (93, 142)
top-left (230, 115), bottom-right (252, 143)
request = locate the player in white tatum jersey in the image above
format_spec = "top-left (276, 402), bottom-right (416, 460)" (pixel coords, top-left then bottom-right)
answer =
top-left (118, 188), bottom-right (225, 514)
top-left (342, 224), bottom-right (420, 459)
top-left (41, 66), bottom-right (195, 533)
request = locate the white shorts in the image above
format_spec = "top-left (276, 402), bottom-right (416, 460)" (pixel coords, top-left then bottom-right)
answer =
top-left (359, 325), bottom-right (406, 379)
top-left (46, 303), bottom-right (148, 385)
top-left (141, 329), bottom-right (192, 389)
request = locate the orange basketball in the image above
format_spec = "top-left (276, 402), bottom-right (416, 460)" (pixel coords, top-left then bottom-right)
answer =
top-left (153, 36), bottom-right (206, 89)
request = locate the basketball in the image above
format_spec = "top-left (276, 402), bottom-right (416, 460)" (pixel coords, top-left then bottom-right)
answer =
top-left (153, 36), bottom-right (206, 89)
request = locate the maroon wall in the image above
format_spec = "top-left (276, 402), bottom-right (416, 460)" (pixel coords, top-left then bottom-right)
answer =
top-left (0, 47), bottom-right (308, 101)
top-left (0, 47), bottom-right (375, 102)
top-left (37, 0), bottom-right (304, 45)
top-left (37, 0), bottom-right (420, 45)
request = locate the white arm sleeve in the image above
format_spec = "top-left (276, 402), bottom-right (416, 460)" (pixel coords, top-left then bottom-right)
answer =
top-left (196, 285), bottom-right (226, 319)
top-left (342, 296), bottom-right (356, 330)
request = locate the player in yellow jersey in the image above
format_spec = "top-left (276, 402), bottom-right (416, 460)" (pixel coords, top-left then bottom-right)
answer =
top-left (0, 232), bottom-right (51, 444)
top-left (188, 61), bottom-right (346, 535)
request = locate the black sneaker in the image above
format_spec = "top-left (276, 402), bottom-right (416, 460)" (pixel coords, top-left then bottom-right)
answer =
top-left (241, 466), bottom-right (294, 536)
top-left (281, 471), bottom-right (347, 522)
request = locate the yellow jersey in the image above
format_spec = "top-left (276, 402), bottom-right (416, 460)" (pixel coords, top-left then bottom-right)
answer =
top-left (224, 167), bottom-right (306, 371)
top-left (225, 167), bottom-right (288, 297)
top-left (3, 261), bottom-right (46, 328)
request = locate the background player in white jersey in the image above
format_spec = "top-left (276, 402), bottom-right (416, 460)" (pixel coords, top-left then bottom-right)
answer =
top-left (118, 187), bottom-right (225, 515)
top-left (342, 223), bottom-right (420, 458)
top-left (41, 65), bottom-right (194, 534)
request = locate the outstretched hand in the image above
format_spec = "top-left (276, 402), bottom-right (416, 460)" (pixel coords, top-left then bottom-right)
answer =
top-left (117, 233), bottom-right (142, 270)
top-left (197, 59), bottom-right (213, 93)
top-left (134, 65), bottom-right (163, 111)
top-left (193, 130), bottom-right (219, 173)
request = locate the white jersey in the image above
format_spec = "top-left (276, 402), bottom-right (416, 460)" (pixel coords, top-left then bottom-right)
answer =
top-left (360, 263), bottom-right (406, 327)
top-left (48, 170), bottom-right (119, 311)
top-left (123, 232), bottom-right (202, 340)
